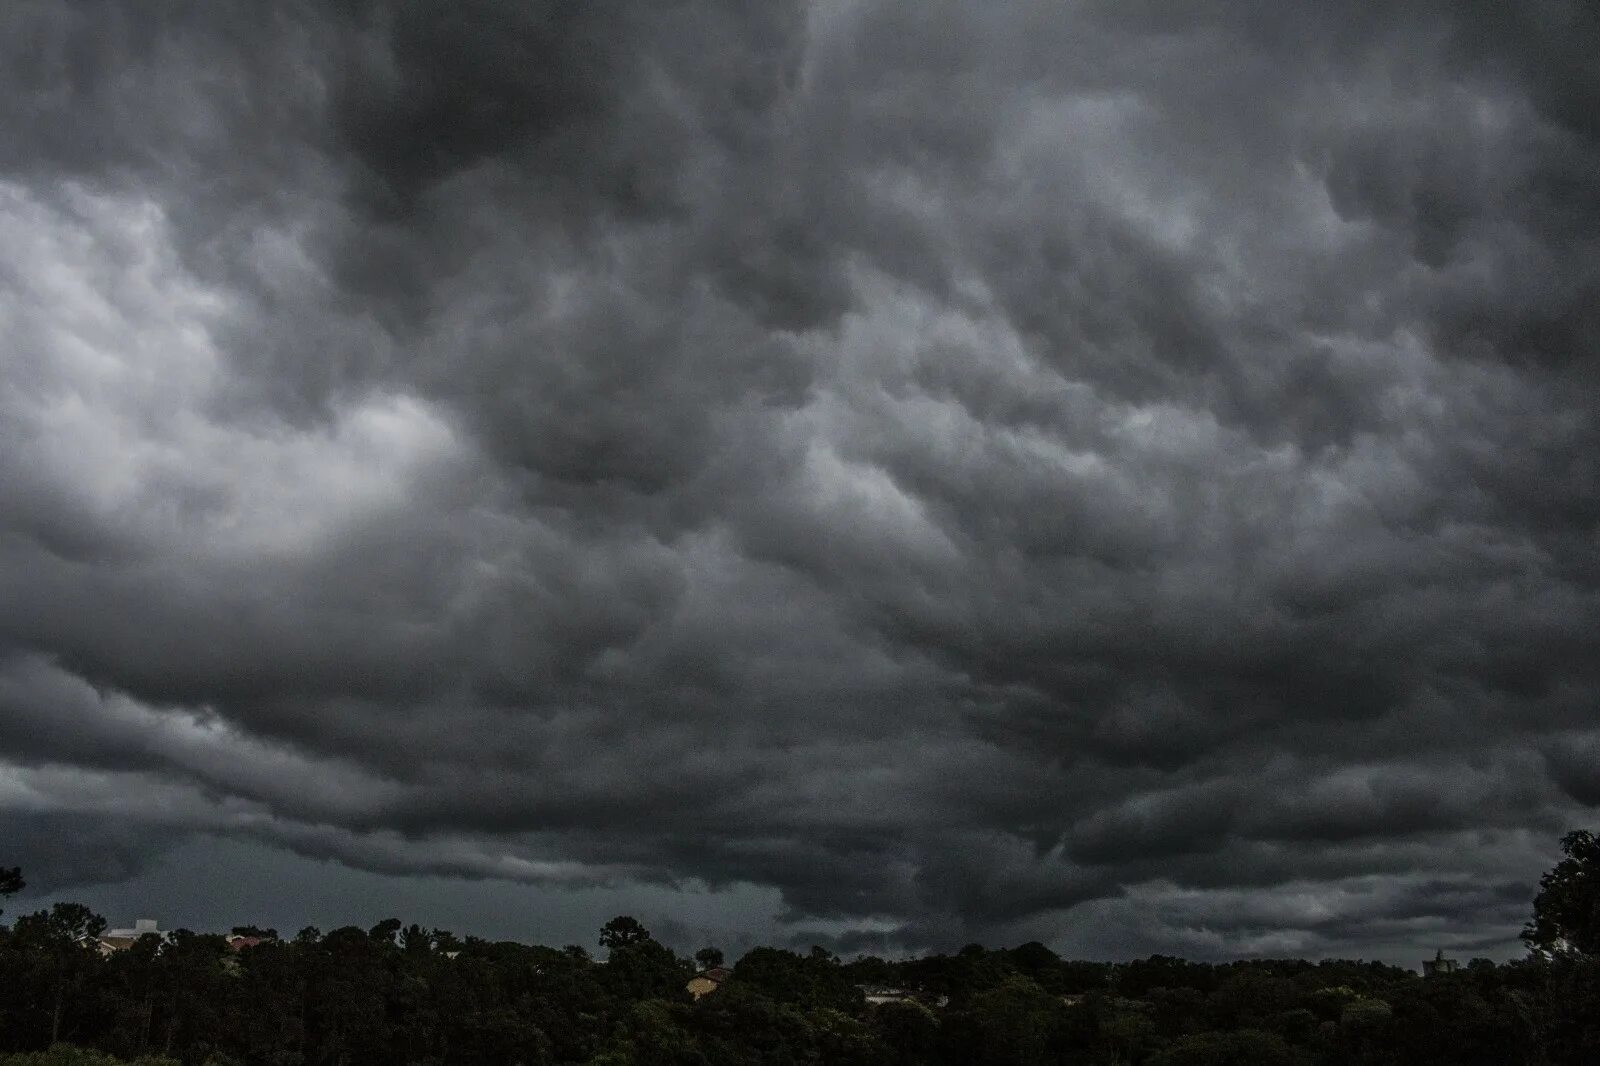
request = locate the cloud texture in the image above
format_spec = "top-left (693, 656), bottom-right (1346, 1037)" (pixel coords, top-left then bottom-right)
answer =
top-left (1, 0), bottom-right (1597, 958)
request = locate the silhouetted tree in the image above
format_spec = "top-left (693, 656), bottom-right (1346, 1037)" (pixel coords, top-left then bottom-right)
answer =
top-left (1525, 829), bottom-right (1600, 958)
top-left (598, 917), bottom-right (691, 1004)
top-left (0, 866), bottom-right (21, 929)
top-left (11, 904), bottom-right (108, 1046)
top-left (598, 916), bottom-right (651, 952)
top-left (225, 927), bottom-right (275, 941)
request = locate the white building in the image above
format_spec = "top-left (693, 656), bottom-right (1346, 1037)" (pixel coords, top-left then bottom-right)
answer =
top-left (106, 918), bottom-right (163, 939)
top-left (97, 918), bottom-right (167, 955)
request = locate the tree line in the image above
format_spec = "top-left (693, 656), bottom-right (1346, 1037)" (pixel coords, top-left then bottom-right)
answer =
top-left (1, 830), bottom-right (1598, 1065)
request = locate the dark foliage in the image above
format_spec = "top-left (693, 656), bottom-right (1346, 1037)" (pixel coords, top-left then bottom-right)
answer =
top-left (1525, 829), bottom-right (1600, 959)
top-left (0, 867), bottom-right (22, 923)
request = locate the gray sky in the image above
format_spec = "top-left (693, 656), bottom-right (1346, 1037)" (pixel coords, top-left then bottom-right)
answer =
top-left (1, 0), bottom-right (1597, 963)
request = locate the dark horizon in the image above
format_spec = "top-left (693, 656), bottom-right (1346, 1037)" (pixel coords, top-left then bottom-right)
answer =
top-left (3, 841), bottom-right (1527, 973)
top-left (2, 1), bottom-right (1598, 963)
top-left (3, 834), bottom-right (1537, 968)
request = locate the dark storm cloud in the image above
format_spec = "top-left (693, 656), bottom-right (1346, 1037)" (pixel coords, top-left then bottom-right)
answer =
top-left (1, 0), bottom-right (1596, 958)
top-left (0, 812), bottom-right (180, 895)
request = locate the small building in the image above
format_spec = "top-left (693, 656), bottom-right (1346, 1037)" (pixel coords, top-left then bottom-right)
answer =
top-left (1422, 949), bottom-right (1460, 977)
top-left (225, 934), bottom-right (268, 951)
top-left (858, 985), bottom-right (949, 1008)
top-left (687, 966), bottom-right (733, 1000)
top-left (97, 919), bottom-right (165, 956)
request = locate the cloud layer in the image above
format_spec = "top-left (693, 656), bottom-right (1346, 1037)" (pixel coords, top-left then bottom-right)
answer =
top-left (1, 0), bottom-right (1597, 958)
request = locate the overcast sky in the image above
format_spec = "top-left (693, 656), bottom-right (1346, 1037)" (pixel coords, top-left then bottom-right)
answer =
top-left (1, 0), bottom-right (1597, 963)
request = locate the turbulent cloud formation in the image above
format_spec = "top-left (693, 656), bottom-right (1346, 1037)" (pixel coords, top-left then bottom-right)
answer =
top-left (1, 0), bottom-right (1597, 959)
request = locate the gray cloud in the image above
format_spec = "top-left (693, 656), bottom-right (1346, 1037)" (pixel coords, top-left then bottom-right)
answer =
top-left (0, 0), bottom-right (1596, 960)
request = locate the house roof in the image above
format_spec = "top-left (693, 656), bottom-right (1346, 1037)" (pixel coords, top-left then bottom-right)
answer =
top-left (694, 966), bottom-right (733, 982)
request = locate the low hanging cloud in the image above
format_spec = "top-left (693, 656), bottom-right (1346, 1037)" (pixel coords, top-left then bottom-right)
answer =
top-left (1, 0), bottom-right (1597, 958)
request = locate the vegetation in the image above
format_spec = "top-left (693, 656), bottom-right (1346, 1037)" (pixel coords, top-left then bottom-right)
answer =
top-left (1524, 830), bottom-right (1600, 959)
top-left (0, 833), bottom-right (1597, 1064)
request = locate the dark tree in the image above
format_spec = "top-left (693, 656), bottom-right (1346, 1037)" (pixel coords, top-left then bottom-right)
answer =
top-left (227, 925), bottom-right (277, 940)
top-left (367, 917), bottom-right (402, 944)
top-left (872, 999), bottom-right (940, 1065)
top-left (0, 866), bottom-right (21, 922)
top-left (943, 975), bottom-right (1068, 1066)
top-left (731, 946), bottom-right (862, 1012)
top-left (10, 903), bottom-right (108, 1046)
top-left (599, 915), bottom-right (652, 952)
top-left (695, 946), bottom-right (725, 970)
top-left (1525, 829), bottom-right (1600, 958)
top-left (599, 918), bottom-right (692, 1003)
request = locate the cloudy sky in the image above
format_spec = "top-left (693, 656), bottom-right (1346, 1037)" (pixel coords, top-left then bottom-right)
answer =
top-left (1, 0), bottom-right (1597, 963)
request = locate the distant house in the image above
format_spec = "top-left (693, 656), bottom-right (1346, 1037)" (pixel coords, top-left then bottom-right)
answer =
top-left (858, 985), bottom-right (948, 1008)
top-left (225, 934), bottom-right (268, 952)
top-left (686, 966), bottom-right (733, 1000)
top-left (1422, 949), bottom-right (1460, 977)
top-left (97, 919), bottom-right (165, 956)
